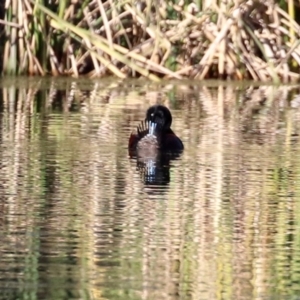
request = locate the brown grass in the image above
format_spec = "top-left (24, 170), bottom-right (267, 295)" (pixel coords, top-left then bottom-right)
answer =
top-left (1, 0), bottom-right (300, 82)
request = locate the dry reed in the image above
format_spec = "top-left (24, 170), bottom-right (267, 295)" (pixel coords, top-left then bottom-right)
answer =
top-left (1, 0), bottom-right (300, 82)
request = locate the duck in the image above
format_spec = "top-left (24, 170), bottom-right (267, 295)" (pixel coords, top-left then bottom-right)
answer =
top-left (128, 105), bottom-right (184, 156)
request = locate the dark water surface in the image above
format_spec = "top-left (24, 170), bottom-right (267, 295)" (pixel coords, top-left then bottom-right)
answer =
top-left (0, 78), bottom-right (300, 300)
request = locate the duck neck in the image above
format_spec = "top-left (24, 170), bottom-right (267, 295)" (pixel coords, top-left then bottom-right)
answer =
top-left (162, 127), bottom-right (174, 134)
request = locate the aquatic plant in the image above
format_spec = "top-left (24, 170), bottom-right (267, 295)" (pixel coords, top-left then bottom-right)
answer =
top-left (1, 0), bottom-right (300, 82)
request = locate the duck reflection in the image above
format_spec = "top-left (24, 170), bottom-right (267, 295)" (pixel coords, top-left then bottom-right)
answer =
top-left (128, 105), bottom-right (183, 188)
top-left (134, 152), bottom-right (173, 186)
top-left (130, 146), bottom-right (183, 190)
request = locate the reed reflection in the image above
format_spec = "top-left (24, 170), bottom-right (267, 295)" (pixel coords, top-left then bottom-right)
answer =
top-left (2, 81), bottom-right (300, 300)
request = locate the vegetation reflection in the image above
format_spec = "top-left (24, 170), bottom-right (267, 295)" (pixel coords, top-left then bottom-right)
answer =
top-left (0, 79), bottom-right (300, 299)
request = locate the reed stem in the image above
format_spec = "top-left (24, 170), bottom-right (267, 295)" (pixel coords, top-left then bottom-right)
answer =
top-left (0, 0), bottom-right (299, 81)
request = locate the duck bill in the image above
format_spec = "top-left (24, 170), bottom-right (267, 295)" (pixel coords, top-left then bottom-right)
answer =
top-left (148, 121), bottom-right (157, 136)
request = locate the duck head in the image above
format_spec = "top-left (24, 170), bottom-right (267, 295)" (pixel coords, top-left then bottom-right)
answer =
top-left (145, 105), bottom-right (172, 132)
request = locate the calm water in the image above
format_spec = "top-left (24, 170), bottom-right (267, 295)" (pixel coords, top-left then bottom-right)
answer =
top-left (0, 78), bottom-right (300, 300)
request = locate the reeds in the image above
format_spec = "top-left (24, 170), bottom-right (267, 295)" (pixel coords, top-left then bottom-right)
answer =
top-left (1, 0), bottom-right (300, 81)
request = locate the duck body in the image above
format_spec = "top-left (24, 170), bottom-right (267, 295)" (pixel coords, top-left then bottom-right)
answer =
top-left (128, 105), bottom-right (184, 156)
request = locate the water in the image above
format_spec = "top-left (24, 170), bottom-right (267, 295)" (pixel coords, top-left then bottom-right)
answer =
top-left (0, 78), bottom-right (300, 299)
